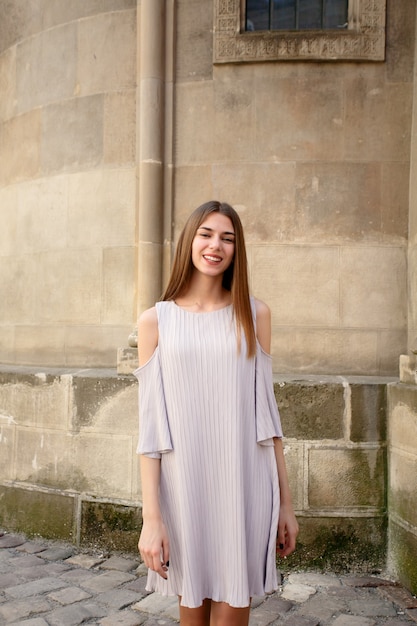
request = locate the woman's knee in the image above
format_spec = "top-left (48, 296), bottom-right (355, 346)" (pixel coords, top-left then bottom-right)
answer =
top-left (179, 597), bottom-right (211, 626)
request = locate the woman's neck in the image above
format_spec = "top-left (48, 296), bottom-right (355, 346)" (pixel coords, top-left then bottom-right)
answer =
top-left (175, 275), bottom-right (231, 312)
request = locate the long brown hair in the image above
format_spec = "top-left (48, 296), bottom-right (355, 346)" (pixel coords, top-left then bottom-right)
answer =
top-left (162, 201), bottom-right (256, 357)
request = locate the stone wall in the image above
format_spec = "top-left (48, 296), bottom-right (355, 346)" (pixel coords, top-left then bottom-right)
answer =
top-left (0, 367), bottom-right (390, 570)
top-left (0, 0), bottom-right (138, 367)
top-left (0, 0), bottom-right (415, 375)
top-left (172, 0), bottom-right (415, 376)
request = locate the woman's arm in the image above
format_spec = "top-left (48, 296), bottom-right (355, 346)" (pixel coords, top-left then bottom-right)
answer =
top-left (137, 307), bottom-right (170, 579)
top-left (254, 298), bottom-right (299, 558)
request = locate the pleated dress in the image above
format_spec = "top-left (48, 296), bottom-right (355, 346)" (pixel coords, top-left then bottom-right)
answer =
top-left (134, 299), bottom-right (283, 608)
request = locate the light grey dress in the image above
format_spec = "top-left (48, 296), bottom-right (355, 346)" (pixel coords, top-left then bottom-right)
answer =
top-left (135, 300), bottom-right (283, 608)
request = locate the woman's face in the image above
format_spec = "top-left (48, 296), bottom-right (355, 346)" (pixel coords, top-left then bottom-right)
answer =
top-left (191, 212), bottom-right (235, 278)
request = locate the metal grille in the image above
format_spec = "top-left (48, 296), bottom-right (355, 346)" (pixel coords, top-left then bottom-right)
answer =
top-left (246, 0), bottom-right (348, 31)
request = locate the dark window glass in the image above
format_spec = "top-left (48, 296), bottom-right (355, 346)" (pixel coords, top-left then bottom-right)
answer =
top-left (246, 0), bottom-right (348, 31)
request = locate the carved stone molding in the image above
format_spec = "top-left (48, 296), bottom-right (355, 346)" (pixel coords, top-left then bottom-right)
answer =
top-left (214, 0), bottom-right (386, 63)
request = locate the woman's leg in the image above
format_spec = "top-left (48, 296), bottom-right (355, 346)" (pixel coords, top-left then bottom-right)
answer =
top-left (209, 601), bottom-right (250, 626)
top-left (179, 598), bottom-right (211, 626)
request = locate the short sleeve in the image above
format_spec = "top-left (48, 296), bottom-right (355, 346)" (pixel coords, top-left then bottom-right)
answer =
top-left (134, 348), bottom-right (173, 459)
top-left (255, 343), bottom-right (283, 446)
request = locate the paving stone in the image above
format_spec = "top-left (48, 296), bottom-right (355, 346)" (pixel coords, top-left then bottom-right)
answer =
top-left (100, 555), bottom-right (140, 572)
top-left (48, 585), bottom-right (92, 605)
top-left (9, 554), bottom-right (46, 569)
top-left (46, 601), bottom-right (107, 625)
top-left (275, 616), bottom-right (320, 626)
top-left (281, 583), bottom-right (316, 603)
top-left (287, 572), bottom-right (342, 587)
top-left (406, 609), bottom-right (417, 623)
top-left (0, 535), bottom-right (26, 549)
top-left (9, 617), bottom-right (48, 626)
top-left (125, 576), bottom-right (152, 595)
top-left (15, 541), bottom-right (48, 554)
top-left (99, 610), bottom-right (148, 625)
top-left (346, 590), bottom-right (398, 617)
top-left (0, 597), bottom-right (52, 622)
top-left (380, 586), bottom-right (417, 609)
top-left (60, 568), bottom-right (97, 584)
top-left (65, 553), bottom-right (105, 569)
top-left (136, 563), bottom-right (148, 576)
top-left (0, 572), bottom-right (20, 587)
top-left (81, 570), bottom-right (136, 593)
top-left (39, 546), bottom-right (74, 561)
top-left (14, 564), bottom-right (58, 581)
top-left (5, 576), bottom-right (68, 599)
top-left (296, 591), bottom-right (344, 621)
top-left (249, 596), bottom-right (293, 626)
top-left (133, 593), bottom-right (179, 616)
top-left (331, 616), bottom-right (376, 625)
top-left (343, 575), bottom-right (400, 588)
top-left (141, 619), bottom-right (178, 626)
top-left (96, 588), bottom-right (140, 610)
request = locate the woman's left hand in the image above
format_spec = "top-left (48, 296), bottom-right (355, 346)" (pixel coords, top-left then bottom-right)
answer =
top-left (277, 503), bottom-right (299, 558)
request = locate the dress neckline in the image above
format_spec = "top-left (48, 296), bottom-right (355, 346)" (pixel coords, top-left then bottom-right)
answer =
top-left (170, 300), bottom-right (233, 315)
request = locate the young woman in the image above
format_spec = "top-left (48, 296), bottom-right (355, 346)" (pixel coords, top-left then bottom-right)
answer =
top-left (135, 201), bottom-right (298, 626)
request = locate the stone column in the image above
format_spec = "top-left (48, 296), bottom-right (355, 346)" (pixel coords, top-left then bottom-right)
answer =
top-left (118, 0), bottom-right (174, 373)
top-left (137, 0), bottom-right (166, 313)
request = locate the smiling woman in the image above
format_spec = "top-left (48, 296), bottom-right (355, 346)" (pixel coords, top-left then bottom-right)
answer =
top-left (134, 200), bottom-right (298, 626)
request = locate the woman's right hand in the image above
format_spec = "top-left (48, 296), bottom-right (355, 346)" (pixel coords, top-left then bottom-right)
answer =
top-left (138, 518), bottom-right (170, 579)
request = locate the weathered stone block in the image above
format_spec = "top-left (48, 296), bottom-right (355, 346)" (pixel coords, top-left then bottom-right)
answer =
top-left (283, 516), bottom-right (386, 574)
top-left (14, 326), bottom-right (65, 367)
top-left (102, 247), bottom-right (136, 325)
top-left (388, 383), bottom-right (417, 454)
top-left (389, 450), bottom-right (417, 528)
top-left (212, 162), bottom-right (297, 243)
top-left (0, 0), bottom-right (43, 53)
top-left (0, 46), bottom-right (16, 122)
top-left (275, 381), bottom-right (345, 440)
top-left (41, 95), bottom-right (103, 174)
top-left (308, 447), bottom-right (386, 509)
top-left (381, 162), bottom-right (409, 240)
top-left (252, 245), bottom-right (339, 327)
top-left (71, 372), bottom-right (137, 432)
top-left (377, 330), bottom-right (407, 377)
top-left (255, 74), bottom-right (344, 162)
top-left (73, 433), bottom-right (134, 500)
top-left (16, 175), bottom-right (68, 254)
top-left (41, 0), bottom-right (137, 32)
top-left (345, 79), bottom-right (412, 162)
top-left (176, 0), bottom-right (213, 82)
top-left (282, 442), bottom-right (304, 511)
top-left (16, 23), bottom-right (77, 114)
top-left (67, 169), bottom-right (136, 248)
top-left (77, 10), bottom-right (136, 96)
top-left (340, 246), bottom-right (407, 329)
top-left (0, 484), bottom-right (75, 541)
top-left (388, 520), bottom-right (417, 595)
top-left (295, 162), bottom-right (381, 241)
top-left (65, 325), bottom-right (131, 367)
top-left (271, 328), bottom-right (379, 376)
top-left (0, 109), bottom-right (41, 185)
top-left (80, 500), bottom-right (141, 553)
top-left (103, 91), bottom-right (136, 165)
top-left (0, 370), bottom-right (70, 429)
top-left (0, 423), bottom-right (16, 480)
top-left (33, 248), bottom-right (102, 324)
top-left (14, 428), bottom-right (76, 487)
top-left (350, 383), bottom-right (386, 442)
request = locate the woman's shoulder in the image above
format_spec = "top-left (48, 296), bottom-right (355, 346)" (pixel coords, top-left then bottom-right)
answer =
top-left (252, 297), bottom-right (271, 321)
top-left (251, 297), bottom-right (272, 354)
top-left (138, 306), bottom-right (158, 327)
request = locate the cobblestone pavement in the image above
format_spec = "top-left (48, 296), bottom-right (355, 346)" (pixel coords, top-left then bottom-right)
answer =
top-left (1, 531), bottom-right (417, 625)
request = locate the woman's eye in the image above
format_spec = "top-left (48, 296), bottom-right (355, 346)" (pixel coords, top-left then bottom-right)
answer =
top-left (223, 238), bottom-right (234, 243)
